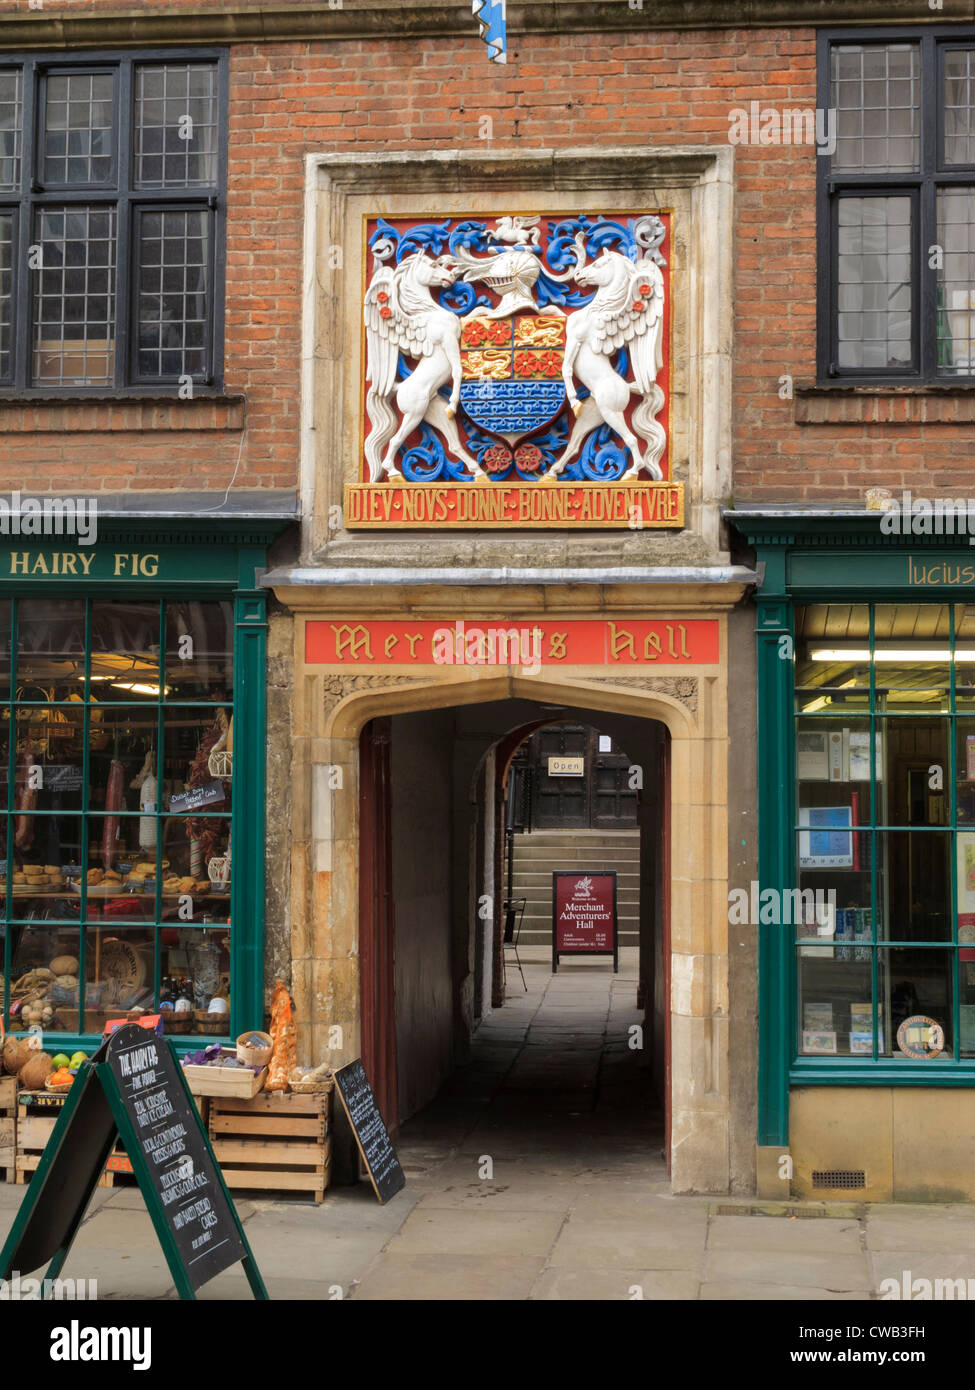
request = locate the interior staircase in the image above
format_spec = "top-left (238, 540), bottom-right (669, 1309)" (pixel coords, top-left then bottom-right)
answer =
top-left (506, 827), bottom-right (641, 947)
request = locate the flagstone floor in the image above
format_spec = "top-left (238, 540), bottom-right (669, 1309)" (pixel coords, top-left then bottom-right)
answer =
top-left (3, 948), bottom-right (975, 1300)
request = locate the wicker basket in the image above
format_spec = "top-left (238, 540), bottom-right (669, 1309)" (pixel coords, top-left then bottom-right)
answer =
top-left (207, 750), bottom-right (233, 778)
top-left (288, 1069), bottom-right (334, 1095)
top-left (44, 1078), bottom-right (73, 1094)
top-left (237, 1030), bottom-right (272, 1067)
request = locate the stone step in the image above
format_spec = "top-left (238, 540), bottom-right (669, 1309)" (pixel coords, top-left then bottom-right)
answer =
top-left (512, 857), bottom-right (640, 871)
top-left (511, 869), bottom-right (640, 884)
top-left (511, 832), bottom-right (639, 844)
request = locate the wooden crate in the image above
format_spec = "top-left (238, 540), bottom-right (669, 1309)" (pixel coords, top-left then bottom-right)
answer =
top-left (13, 1089), bottom-right (208, 1187)
top-left (0, 1075), bottom-right (16, 1183)
top-left (182, 1051), bottom-right (268, 1099)
top-left (208, 1090), bottom-right (331, 1203)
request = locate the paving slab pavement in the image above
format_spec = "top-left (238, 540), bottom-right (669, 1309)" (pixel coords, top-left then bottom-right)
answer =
top-left (3, 951), bottom-right (975, 1302)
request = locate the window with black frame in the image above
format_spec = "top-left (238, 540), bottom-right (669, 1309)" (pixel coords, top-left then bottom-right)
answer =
top-left (0, 52), bottom-right (225, 392)
top-left (819, 31), bottom-right (975, 382)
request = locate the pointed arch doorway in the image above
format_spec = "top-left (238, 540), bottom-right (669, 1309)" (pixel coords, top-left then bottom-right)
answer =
top-left (355, 690), bottom-right (677, 1170)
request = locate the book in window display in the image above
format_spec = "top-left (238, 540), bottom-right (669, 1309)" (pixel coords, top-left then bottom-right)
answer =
top-left (957, 833), bottom-right (975, 943)
top-left (797, 731), bottom-right (829, 781)
top-left (960, 1004), bottom-right (975, 1053)
top-left (848, 730), bottom-right (883, 781)
top-left (803, 1002), bottom-right (834, 1031)
top-left (799, 806), bottom-right (854, 868)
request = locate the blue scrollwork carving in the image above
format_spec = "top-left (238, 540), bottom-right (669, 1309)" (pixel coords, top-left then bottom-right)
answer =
top-left (560, 424), bottom-right (629, 482)
top-left (399, 424), bottom-right (474, 482)
top-left (439, 280), bottom-right (493, 316)
top-left (370, 217), bottom-right (453, 263)
top-left (448, 220), bottom-right (493, 254)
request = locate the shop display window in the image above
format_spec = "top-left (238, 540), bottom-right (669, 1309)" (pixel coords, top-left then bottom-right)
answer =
top-left (0, 597), bottom-right (234, 1039)
top-left (794, 602), bottom-right (975, 1061)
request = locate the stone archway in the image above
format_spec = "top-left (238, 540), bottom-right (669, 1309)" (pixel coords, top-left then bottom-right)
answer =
top-left (288, 667), bottom-right (729, 1194)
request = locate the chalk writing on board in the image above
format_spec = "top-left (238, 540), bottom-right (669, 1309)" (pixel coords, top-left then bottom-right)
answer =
top-left (334, 1059), bottom-right (405, 1204)
top-left (106, 1025), bottom-right (246, 1289)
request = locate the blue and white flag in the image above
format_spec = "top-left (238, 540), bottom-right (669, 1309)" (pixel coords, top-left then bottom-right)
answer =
top-left (472, 0), bottom-right (506, 64)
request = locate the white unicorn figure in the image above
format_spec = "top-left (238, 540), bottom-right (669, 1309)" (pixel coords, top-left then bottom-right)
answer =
top-left (364, 249), bottom-right (484, 481)
top-left (545, 224), bottom-right (666, 482)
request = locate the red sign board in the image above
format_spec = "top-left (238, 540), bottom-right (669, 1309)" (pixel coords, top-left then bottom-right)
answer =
top-left (306, 618), bottom-right (718, 668)
top-left (553, 871), bottom-right (618, 972)
top-left (344, 481), bottom-right (683, 530)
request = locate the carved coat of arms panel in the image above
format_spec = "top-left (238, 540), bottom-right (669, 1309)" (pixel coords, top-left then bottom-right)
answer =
top-left (345, 211), bottom-right (681, 530)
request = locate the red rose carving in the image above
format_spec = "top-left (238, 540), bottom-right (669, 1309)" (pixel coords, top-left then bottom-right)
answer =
top-left (484, 444), bottom-right (512, 474)
top-left (514, 444), bottom-right (543, 473)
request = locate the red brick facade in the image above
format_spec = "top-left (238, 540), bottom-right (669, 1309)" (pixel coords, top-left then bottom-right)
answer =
top-left (0, 8), bottom-right (966, 504)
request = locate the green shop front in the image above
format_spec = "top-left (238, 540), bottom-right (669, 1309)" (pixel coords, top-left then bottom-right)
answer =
top-left (738, 510), bottom-right (975, 1202)
top-left (0, 520), bottom-right (279, 1057)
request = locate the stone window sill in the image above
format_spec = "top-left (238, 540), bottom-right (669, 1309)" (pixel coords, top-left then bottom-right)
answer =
top-left (0, 394), bottom-right (245, 433)
top-left (795, 383), bottom-right (975, 425)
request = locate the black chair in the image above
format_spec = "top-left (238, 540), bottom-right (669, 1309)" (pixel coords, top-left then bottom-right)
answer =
top-left (502, 896), bottom-right (527, 992)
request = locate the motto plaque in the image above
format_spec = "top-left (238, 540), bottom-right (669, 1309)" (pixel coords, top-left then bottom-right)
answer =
top-left (346, 211), bottom-right (680, 530)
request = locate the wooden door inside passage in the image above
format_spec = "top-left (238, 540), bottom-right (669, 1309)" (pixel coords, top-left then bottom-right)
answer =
top-left (533, 724), bottom-right (590, 827)
top-left (358, 718), bottom-right (398, 1132)
top-left (531, 724), bottom-right (638, 829)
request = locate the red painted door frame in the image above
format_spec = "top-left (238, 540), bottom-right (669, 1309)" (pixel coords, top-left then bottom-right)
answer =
top-left (358, 718), bottom-right (399, 1131)
top-left (660, 729), bottom-right (672, 1174)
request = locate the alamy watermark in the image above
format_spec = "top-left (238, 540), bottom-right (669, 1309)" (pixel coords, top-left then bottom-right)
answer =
top-left (1, 1271), bottom-right (97, 1299)
top-left (0, 493), bottom-right (97, 545)
top-left (728, 881), bottom-right (836, 927)
top-left (876, 490), bottom-right (975, 543)
top-left (432, 619), bottom-right (542, 676)
top-left (727, 102), bottom-right (837, 156)
top-left (880, 1269), bottom-right (975, 1300)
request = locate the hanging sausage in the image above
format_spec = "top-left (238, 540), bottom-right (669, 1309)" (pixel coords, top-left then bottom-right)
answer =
top-left (14, 736), bottom-right (36, 853)
top-left (103, 757), bottom-right (125, 869)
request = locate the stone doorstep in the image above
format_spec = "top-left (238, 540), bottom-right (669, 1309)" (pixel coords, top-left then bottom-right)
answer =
top-left (708, 1200), bottom-right (867, 1220)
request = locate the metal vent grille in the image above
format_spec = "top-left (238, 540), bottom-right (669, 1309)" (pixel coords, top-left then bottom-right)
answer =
top-left (811, 1169), bottom-right (866, 1189)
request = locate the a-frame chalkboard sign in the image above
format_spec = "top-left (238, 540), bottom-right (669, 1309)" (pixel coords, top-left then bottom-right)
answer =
top-left (0, 1024), bottom-right (268, 1300)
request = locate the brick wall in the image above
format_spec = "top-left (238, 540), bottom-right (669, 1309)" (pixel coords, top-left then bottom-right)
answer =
top-left (0, 20), bottom-right (965, 505)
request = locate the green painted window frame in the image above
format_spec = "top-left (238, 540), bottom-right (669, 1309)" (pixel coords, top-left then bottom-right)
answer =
top-left (791, 600), bottom-right (975, 1077)
top-left (746, 524), bottom-right (975, 1150)
top-left (0, 533), bottom-right (269, 1056)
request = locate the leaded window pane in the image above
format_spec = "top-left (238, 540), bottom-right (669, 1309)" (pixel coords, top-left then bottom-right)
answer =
top-left (137, 208), bottom-right (210, 379)
top-left (937, 188), bottom-right (975, 375)
top-left (42, 72), bottom-right (114, 185)
top-left (0, 213), bottom-right (11, 381)
top-left (830, 42), bottom-right (920, 174)
top-left (32, 206), bottom-right (117, 386)
top-left (0, 69), bottom-right (22, 191)
top-left (837, 195), bottom-right (913, 369)
top-left (135, 63), bottom-right (218, 188)
top-left (944, 48), bottom-right (975, 165)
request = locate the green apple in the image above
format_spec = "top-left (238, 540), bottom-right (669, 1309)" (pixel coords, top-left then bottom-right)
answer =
top-left (51, 1053), bottom-right (71, 1069)
top-left (69, 1051), bottom-right (87, 1068)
